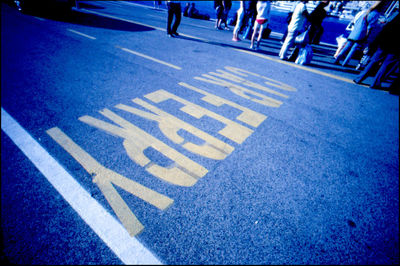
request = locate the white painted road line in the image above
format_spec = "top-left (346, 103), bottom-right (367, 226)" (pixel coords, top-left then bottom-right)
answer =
top-left (76, 6), bottom-right (352, 85)
top-left (67, 29), bottom-right (97, 40)
top-left (1, 108), bottom-right (163, 265)
top-left (118, 46), bottom-right (182, 70)
top-left (34, 16), bottom-right (46, 21)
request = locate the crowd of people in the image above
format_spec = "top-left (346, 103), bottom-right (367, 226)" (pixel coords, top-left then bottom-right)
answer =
top-left (164, 0), bottom-right (399, 92)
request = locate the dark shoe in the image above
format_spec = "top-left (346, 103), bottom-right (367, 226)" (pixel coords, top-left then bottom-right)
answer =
top-left (353, 79), bottom-right (361, 84)
top-left (370, 85), bottom-right (382, 90)
top-left (172, 32), bottom-right (179, 36)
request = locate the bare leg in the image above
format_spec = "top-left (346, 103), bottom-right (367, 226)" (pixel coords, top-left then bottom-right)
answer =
top-left (250, 22), bottom-right (259, 49)
top-left (257, 24), bottom-right (265, 49)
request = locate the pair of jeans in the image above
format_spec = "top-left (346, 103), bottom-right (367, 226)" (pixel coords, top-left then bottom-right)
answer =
top-left (334, 40), bottom-right (361, 66)
top-left (279, 30), bottom-right (300, 60)
top-left (354, 47), bottom-right (400, 88)
top-left (167, 3), bottom-right (181, 34)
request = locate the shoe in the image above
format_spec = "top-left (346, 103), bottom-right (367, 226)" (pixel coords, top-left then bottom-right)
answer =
top-left (250, 44), bottom-right (254, 49)
top-left (172, 32), bottom-right (179, 36)
top-left (353, 79), bottom-right (361, 84)
top-left (167, 33), bottom-right (174, 37)
top-left (232, 36), bottom-right (240, 42)
top-left (224, 26), bottom-right (230, 30)
top-left (370, 85), bottom-right (382, 90)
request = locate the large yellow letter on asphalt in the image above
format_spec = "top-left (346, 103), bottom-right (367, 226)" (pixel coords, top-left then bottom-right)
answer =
top-left (178, 82), bottom-right (267, 128)
top-left (47, 127), bottom-right (174, 236)
top-left (79, 109), bottom-right (208, 187)
top-left (115, 98), bottom-right (234, 160)
top-left (144, 90), bottom-right (254, 144)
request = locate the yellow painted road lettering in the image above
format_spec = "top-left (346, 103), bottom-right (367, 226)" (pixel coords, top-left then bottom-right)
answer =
top-left (224, 66), bottom-right (297, 92)
top-left (79, 109), bottom-right (208, 187)
top-left (144, 90), bottom-right (254, 144)
top-left (209, 69), bottom-right (289, 99)
top-left (194, 74), bottom-right (283, 108)
top-left (115, 98), bottom-right (234, 160)
top-left (178, 82), bottom-right (267, 128)
top-left (46, 127), bottom-right (174, 236)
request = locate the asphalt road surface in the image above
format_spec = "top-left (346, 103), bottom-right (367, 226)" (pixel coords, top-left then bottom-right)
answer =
top-left (1, 1), bottom-right (399, 264)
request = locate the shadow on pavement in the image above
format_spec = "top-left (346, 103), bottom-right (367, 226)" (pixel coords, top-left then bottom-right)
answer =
top-left (177, 34), bottom-right (360, 74)
top-left (21, 5), bottom-right (155, 33)
top-left (177, 35), bottom-right (278, 57)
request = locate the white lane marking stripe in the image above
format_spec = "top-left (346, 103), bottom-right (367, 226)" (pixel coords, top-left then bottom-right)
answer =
top-left (34, 16), bottom-right (46, 21)
top-left (67, 29), bottom-right (96, 40)
top-left (78, 7), bottom-right (209, 42)
top-left (79, 7), bottom-right (165, 31)
top-left (118, 46), bottom-right (182, 70)
top-left (1, 108), bottom-right (162, 265)
top-left (77, 7), bottom-right (350, 84)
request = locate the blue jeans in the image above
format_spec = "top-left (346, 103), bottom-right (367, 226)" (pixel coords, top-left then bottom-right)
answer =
top-left (354, 47), bottom-right (400, 88)
top-left (279, 30), bottom-right (300, 60)
top-left (334, 40), bottom-right (361, 66)
top-left (167, 2), bottom-right (181, 34)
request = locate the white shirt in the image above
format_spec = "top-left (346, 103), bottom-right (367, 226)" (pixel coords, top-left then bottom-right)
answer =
top-left (288, 2), bottom-right (308, 32)
top-left (256, 1), bottom-right (271, 20)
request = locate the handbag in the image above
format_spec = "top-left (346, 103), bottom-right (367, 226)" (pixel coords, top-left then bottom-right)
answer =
top-left (294, 29), bottom-right (310, 46)
top-left (295, 44), bottom-right (313, 65)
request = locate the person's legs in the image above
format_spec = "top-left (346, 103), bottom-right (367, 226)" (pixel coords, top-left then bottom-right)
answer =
top-left (167, 4), bottom-right (174, 35)
top-left (389, 74), bottom-right (400, 94)
top-left (233, 8), bottom-right (244, 40)
top-left (257, 24), bottom-right (265, 44)
top-left (379, 56), bottom-right (399, 83)
top-left (281, 27), bottom-right (288, 43)
top-left (342, 42), bottom-right (360, 66)
top-left (288, 45), bottom-right (300, 62)
top-left (354, 48), bottom-right (386, 84)
top-left (370, 53), bottom-right (399, 88)
top-left (250, 21), bottom-right (259, 49)
top-left (279, 30), bottom-right (297, 60)
top-left (171, 4), bottom-right (181, 35)
top-left (243, 15), bottom-right (254, 40)
top-left (215, 6), bottom-right (223, 29)
top-left (333, 40), bottom-right (352, 64)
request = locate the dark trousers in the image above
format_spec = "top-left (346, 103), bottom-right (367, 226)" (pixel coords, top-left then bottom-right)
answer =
top-left (354, 47), bottom-right (400, 88)
top-left (167, 3), bottom-right (181, 34)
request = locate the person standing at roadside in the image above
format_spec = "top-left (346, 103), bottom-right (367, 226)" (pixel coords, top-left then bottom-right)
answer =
top-left (333, 1), bottom-right (382, 67)
top-left (281, 2), bottom-right (297, 43)
top-left (279, 0), bottom-right (310, 60)
top-left (250, 1), bottom-right (271, 50)
top-left (242, 0), bottom-right (258, 40)
top-left (308, 0), bottom-right (329, 45)
top-left (166, 0), bottom-right (181, 37)
top-left (353, 14), bottom-right (400, 89)
top-left (221, 0), bottom-right (232, 30)
top-left (154, 0), bottom-right (161, 10)
top-left (214, 0), bottom-right (224, 30)
top-left (232, 1), bottom-right (247, 41)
